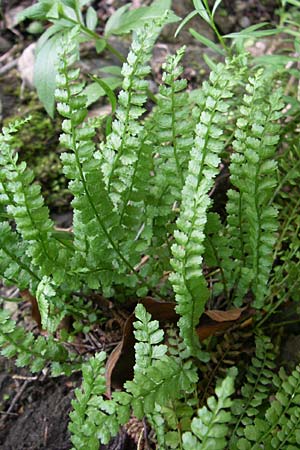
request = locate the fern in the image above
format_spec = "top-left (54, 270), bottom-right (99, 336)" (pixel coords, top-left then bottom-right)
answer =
top-left (125, 304), bottom-right (198, 419)
top-left (230, 335), bottom-right (276, 448)
top-left (182, 367), bottom-right (237, 450)
top-left (98, 17), bottom-right (168, 285)
top-left (56, 28), bottom-right (137, 293)
top-left (0, 309), bottom-right (80, 376)
top-left (0, 120), bottom-right (65, 281)
top-left (0, 221), bottom-right (40, 289)
top-left (170, 58), bottom-right (244, 358)
top-left (69, 304), bottom-right (198, 448)
top-left (226, 71), bottom-right (283, 306)
top-left (1, 12), bottom-right (300, 450)
top-left (150, 46), bottom-right (193, 225)
top-left (69, 352), bottom-right (131, 449)
top-left (237, 365), bottom-right (300, 449)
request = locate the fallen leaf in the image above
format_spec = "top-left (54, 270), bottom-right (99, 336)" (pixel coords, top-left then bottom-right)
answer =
top-left (105, 299), bottom-right (250, 394)
top-left (105, 297), bottom-right (177, 396)
top-left (20, 289), bottom-right (41, 328)
top-left (204, 308), bottom-right (245, 322)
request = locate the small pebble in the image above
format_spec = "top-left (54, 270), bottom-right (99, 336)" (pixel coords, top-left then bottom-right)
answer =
top-left (239, 16), bottom-right (251, 28)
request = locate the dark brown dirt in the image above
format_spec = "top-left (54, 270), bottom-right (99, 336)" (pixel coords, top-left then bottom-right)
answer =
top-left (0, 357), bottom-right (137, 450)
top-left (0, 361), bottom-right (79, 450)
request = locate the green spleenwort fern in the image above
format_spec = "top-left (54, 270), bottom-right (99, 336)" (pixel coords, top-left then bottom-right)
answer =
top-left (226, 71), bottom-right (283, 307)
top-left (169, 56), bottom-right (246, 357)
top-left (182, 367), bottom-right (237, 450)
top-left (69, 327), bottom-right (300, 449)
top-left (235, 365), bottom-right (300, 450)
top-left (0, 120), bottom-right (70, 283)
top-left (0, 309), bottom-right (80, 376)
top-left (229, 335), bottom-right (276, 447)
top-left (0, 13), bottom-right (299, 450)
top-left (69, 304), bottom-right (198, 448)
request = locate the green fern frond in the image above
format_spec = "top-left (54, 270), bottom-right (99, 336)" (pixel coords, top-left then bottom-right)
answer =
top-left (98, 18), bottom-right (170, 281)
top-left (0, 120), bottom-right (63, 279)
top-left (182, 367), bottom-right (237, 450)
top-left (36, 276), bottom-right (67, 333)
top-left (170, 58), bottom-right (244, 358)
top-left (125, 304), bottom-right (198, 419)
top-left (238, 365), bottom-right (300, 450)
top-left (0, 309), bottom-right (79, 376)
top-left (70, 352), bottom-right (132, 448)
top-left (150, 46), bottom-right (193, 223)
top-left (204, 212), bottom-right (232, 299)
top-left (100, 18), bottom-right (162, 200)
top-left (230, 335), bottom-right (276, 448)
top-left (133, 303), bottom-right (168, 373)
top-left (0, 222), bottom-right (40, 289)
top-left (56, 29), bottom-right (143, 293)
top-left (227, 70), bottom-right (284, 306)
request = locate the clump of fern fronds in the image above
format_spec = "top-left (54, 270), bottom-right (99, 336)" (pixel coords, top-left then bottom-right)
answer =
top-left (0, 309), bottom-right (80, 376)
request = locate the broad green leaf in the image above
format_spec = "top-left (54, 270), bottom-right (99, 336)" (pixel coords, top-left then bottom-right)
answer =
top-left (104, 3), bottom-right (131, 37)
top-left (46, 3), bottom-right (61, 19)
top-left (86, 6), bottom-right (98, 31)
top-left (36, 24), bottom-right (68, 51)
top-left (286, 0), bottom-right (300, 6)
top-left (61, 0), bottom-right (78, 7)
top-left (99, 65), bottom-right (122, 76)
top-left (34, 31), bottom-right (66, 117)
top-left (105, 1), bottom-right (179, 37)
top-left (16, 1), bottom-right (53, 23)
top-left (189, 28), bottom-right (225, 55)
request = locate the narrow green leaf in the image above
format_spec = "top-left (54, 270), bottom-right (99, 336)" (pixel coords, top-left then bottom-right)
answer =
top-left (212, 0), bottom-right (223, 17)
top-left (83, 77), bottom-right (121, 106)
top-left (189, 28), bottom-right (225, 55)
top-left (175, 10), bottom-right (198, 37)
top-left (89, 76), bottom-right (118, 134)
top-left (224, 27), bottom-right (281, 39)
top-left (193, 0), bottom-right (211, 24)
top-left (203, 52), bottom-right (219, 70)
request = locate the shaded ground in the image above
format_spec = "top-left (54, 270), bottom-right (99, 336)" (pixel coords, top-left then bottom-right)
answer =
top-left (0, 362), bottom-right (79, 450)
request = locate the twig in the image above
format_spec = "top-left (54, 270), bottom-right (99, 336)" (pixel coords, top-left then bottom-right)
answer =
top-left (0, 59), bottom-right (17, 76)
top-left (0, 411), bottom-right (18, 416)
top-left (142, 418), bottom-right (151, 450)
top-left (6, 379), bottom-right (30, 414)
top-left (12, 375), bottom-right (38, 381)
